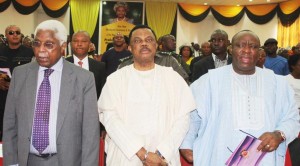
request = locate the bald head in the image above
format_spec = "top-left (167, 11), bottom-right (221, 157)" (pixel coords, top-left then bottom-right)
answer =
top-left (71, 30), bottom-right (91, 59)
top-left (201, 42), bottom-right (212, 56)
top-left (72, 31), bottom-right (91, 41)
top-left (232, 30), bottom-right (260, 48)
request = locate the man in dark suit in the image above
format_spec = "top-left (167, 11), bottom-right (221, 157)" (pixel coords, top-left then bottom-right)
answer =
top-left (66, 30), bottom-right (106, 99)
top-left (191, 29), bottom-right (232, 82)
top-left (66, 30), bottom-right (106, 138)
top-left (3, 20), bottom-right (99, 166)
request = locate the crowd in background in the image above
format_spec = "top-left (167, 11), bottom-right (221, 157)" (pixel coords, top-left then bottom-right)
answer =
top-left (0, 21), bottom-right (300, 166)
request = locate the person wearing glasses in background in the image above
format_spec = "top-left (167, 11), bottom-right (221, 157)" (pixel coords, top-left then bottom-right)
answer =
top-left (3, 20), bottom-right (99, 166)
top-left (0, 25), bottom-right (34, 141)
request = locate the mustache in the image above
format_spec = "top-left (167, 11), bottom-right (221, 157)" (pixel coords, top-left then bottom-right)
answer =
top-left (37, 52), bottom-right (48, 58)
top-left (140, 47), bottom-right (151, 52)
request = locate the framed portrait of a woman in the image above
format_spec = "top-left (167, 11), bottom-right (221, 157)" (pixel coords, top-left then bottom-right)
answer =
top-left (99, 1), bottom-right (144, 53)
top-left (101, 1), bottom-right (144, 26)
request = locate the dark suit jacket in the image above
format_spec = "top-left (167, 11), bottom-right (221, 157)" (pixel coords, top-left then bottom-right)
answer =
top-left (192, 55), bottom-right (232, 82)
top-left (3, 59), bottom-right (100, 166)
top-left (65, 56), bottom-right (106, 99)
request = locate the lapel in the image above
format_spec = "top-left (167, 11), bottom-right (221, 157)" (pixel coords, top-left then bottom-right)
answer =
top-left (66, 56), bottom-right (74, 63)
top-left (88, 58), bottom-right (96, 73)
top-left (56, 59), bottom-right (74, 137)
top-left (207, 56), bottom-right (215, 68)
top-left (26, 62), bottom-right (39, 135)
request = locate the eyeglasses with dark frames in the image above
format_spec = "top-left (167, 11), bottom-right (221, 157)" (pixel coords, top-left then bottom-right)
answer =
top-left (8, 31), bottom-right (21, 36)
top-left (32, 40), bottom-right (56, 50)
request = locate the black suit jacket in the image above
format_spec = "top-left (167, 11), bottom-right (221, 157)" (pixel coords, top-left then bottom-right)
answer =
top-left (192, 55), bottom-right (232, 82)
top-left (65, 56), bottom-right (106, 99)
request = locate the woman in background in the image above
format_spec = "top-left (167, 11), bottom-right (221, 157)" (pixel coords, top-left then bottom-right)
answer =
top-left (179, 45), bottom-right (194, 66)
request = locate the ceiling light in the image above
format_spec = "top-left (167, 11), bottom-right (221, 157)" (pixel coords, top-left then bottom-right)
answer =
top-left (204, 3), bottom-right (208, 5)
top-left (249, 0), bottom-right (253, 1)
top-left (237, 4), bottom-right (240, 6)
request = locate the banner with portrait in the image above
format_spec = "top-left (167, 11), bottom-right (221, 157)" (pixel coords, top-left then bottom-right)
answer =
top-left (99, 1), bottom-right (144, 54)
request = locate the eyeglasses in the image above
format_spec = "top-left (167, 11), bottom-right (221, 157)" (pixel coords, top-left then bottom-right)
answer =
top-left (8, 31), bottom-right (21, 36)
top-left (32, 40), bottom-right (56, 49)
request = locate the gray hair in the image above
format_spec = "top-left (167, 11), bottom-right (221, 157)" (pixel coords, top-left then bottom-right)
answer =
top-left (34, 20), bottom-right (67, 45)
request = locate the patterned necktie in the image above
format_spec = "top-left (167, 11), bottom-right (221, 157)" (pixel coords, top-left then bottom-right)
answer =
top-left (78, 61), bottom-right (83, 68)
top-left (32, 69), bottom-right (54, 154)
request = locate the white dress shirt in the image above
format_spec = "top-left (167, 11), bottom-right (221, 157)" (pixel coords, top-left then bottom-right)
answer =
top-left (73, 55), bottom-right (89, 70)
top-left (30, 57), bottom-right (63, 154)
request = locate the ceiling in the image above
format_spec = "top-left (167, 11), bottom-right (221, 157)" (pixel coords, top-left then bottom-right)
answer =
top-left (142, 0), bottom-right (289, 5)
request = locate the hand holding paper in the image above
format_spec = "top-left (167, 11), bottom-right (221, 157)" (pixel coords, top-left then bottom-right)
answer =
top-left (226, 136), bottom-right (266, 166)
top-left (257, 131), bottom-right (283, 152)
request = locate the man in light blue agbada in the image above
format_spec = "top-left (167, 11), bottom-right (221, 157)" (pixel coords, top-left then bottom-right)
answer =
top-left (180, 30), bottom-right (300, 165)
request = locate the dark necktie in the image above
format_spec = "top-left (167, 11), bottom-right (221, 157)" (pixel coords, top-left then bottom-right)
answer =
top-left (32, 69), bottom-right (54, 154)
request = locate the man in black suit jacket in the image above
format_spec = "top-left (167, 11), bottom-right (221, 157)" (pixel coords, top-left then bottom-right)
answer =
top-left (65, 31), bottom-right (106, 136)
top-left (66, 31), bottom-right (106, 98)
top-left (192, 29), bottom-right (232, 82)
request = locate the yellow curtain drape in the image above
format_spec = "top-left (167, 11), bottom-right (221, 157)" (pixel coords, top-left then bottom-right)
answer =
top-left (42, 0), bottom-right (69, 11)
top-left (70, 0), bottom-right (100, 37)
top-left (178, 3), bottom-right (210, 16)
top-left (146, 2), bottom-right (177, 39)
top-left (279, 0), bottom-right (300, 15)
top-left (15, 0), bottom-right (39, 6)
top-left (277, 17), bottom-right (300, 48)
top-left (211, 6), bottom-right (243, 17)
top-left (246, 4), bottom-right (277, 16)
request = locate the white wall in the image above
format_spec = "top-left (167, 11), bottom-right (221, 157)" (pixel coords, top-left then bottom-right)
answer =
top-left (176, 9), bottom-right (278, 52)
top-left (0, 4), bottom-right (70, 36)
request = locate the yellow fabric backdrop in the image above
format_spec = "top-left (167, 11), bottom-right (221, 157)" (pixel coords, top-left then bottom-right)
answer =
top-left (146, 2), bottom-right (177, 39)
top-left (70, 0), bottom-right (99, 37)
top-left (277, 18), bottom-right (300, 47)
